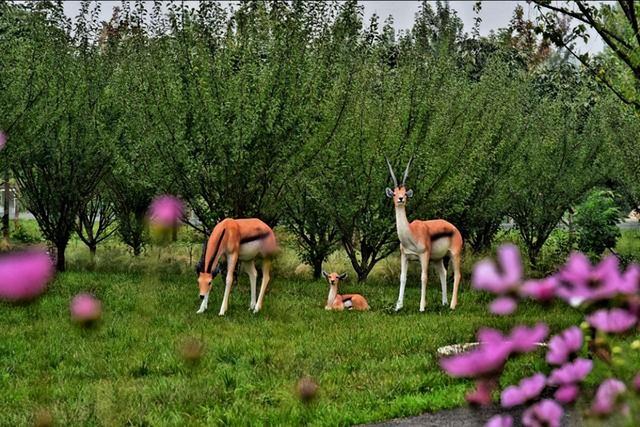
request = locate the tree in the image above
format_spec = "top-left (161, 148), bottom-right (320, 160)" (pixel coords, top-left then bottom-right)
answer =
top-left (574, 190), bottom-right (622, 257)
top-left (533, 1), bottom-right (640, 110)
top-left (6, 2), bottom-right (113, 270)
top-left (75, 190), bottom-right (117, 263)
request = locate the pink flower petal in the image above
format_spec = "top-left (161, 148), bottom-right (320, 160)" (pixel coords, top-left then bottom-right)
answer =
top-left (522, 399), bottom-right (563, 427)
top-left (548, 358), bottom-right (592, 386)
top-left (485, 414), bottom-right (513, 427)
top-left (509, 323), bottom-right (548, 353)
top-left (501, 373), bottom-right (546, 408)
top-left (0, 250), bottom-right (54, 302)
top-left (70, 293), bottom-right (102, 324)
top-left (591, 379), bottom-right (626, 416)
top-left (587, 308), bottom-right (637, 334)
top-left (149, 195), bottom-right (184, 226)
top-left (440, 341), bottom-right (511, 378)
top-left (490, 297), bottom-right (517, 316)
top-left (466, 378), bottom-right (496, 406)
top-left (546, 326), bottom-right (583, 366)
top-left (520, 277), bottom-right (557, 302)
top-left (554, 384), bottom-right (579, 404)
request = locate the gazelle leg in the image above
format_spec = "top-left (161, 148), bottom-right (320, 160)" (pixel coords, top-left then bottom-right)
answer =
top-left (450, 252), bottom-right (461, 310)
top-left (419, 253), bottom-right (430, 312)
top-left (435, 259), bottom-right (448, 306)
top-left (219, 253), bottom-right (238, 316)
top-left (254, 258), bottom-right (271, 313)
top-left (395, 248), bottom-right (408, 311)
top-left (244, 260), bottom-right (258, 310)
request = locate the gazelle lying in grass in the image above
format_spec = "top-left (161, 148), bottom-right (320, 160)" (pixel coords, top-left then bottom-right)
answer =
top-left (322, 271), bottom-right (370, 311)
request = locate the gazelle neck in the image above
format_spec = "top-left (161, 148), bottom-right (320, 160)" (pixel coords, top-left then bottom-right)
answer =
top-left (327, 285), bottom-right (338, 306)
top-left (394, 204), bottom-right (414, 245)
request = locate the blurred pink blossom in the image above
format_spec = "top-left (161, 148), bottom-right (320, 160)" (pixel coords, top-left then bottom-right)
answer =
top-left (508, 323), bottom-right (549, 353)
top-left (547, 358), bottom-right (592, 386)
top-left (472, 245), bottom-right (523, 294)
top-left (590, 379), bottom-right (626, 416)
top-left (70, 293), bottom-right (102, 324)
top-left (149, 195), bottom-right (184, 227)
top-left (489, 296), bottom-right (517, 315)
top-left (440, 340), bottom-right (512, 378)
top-left (554, 384), bottom-right (579, 404)
top-left (0, 250), bottom-right (54, 302)
top-left (587, 308), bottom-right (637, 334)
top-left (556, 254), bottom-right (629, 306)
top-left (500, 373), bottom-right (546, 408)
top-left (485, 414), bottom-right (513, 427)
top-left (520, 277), bottom-right (558, 302)
top-left (522, 399), bottom-right (563, 427)
top-left (546, 326), bottom-right (583, 365)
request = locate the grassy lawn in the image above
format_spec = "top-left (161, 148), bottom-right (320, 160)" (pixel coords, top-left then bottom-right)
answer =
top-left (0, 268), bottom-right (583, 426)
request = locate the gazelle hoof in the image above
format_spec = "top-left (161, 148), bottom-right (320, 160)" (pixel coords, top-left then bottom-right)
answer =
top-left (218, 311), bottom-right (226, 316)
top-left (450, 302), bottom-right (457, 310)
top-left (394, 304), bottom-right (403, 312)
top-left (252, 306), bottom-right (261, 314)
top-left (419, 307), bottom-right (426, 313)
top-left (196, 307), bottom-right (206, 314)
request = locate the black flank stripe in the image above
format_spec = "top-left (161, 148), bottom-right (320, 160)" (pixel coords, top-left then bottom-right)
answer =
top-left (430, 231), bottom-right (454, 241)
top-left (240, 231), bottom-right (270, 245)
top-left (206, 229), bottom-right (226, 274)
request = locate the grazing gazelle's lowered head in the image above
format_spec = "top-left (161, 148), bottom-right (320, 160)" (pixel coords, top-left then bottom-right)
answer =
top-left (322, 270), bottom-right (369, 311)
top-left (385, 156), bottom-right (463, 312)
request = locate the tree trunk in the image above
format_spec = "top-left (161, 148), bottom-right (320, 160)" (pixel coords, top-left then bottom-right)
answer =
top-left (2, 170), bottom-right (10, 241)
top-left (312, 257), bottom-right (323, 279)
top-left (13, 189), bottom-right (19, 228)
top-left (56, 241), bottom-right (67, 272)
top-left (133, 245), bottom-right (142, 256)
top-left (89, 244), bottom-right (97, 262)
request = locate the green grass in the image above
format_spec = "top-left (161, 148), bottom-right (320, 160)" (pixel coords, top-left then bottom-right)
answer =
top-left (0, 270), bottom-right (583, 426)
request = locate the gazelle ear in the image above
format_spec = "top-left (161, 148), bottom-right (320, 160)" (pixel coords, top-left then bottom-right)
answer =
top-left (322, 270), bottom-right (329, 279)
top-left (406, 189), bottom-right (414, 198)
top-left (338, 273), bottom-right (347, 280)
top-left (385, 188), bottom-right (394, 198)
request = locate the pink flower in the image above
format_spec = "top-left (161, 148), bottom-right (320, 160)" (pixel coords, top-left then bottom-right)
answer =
top-left (548, 358), bottom-right (592, 386)
top-left (546, 326), bottom-right (583, 365)
top-left (472, 245), bottom-right (523, 294)
top-left (70, 293), bottom-right (102, 324)
top-left (466, 378), bottom-right (496, 406)
top-left (590, 379), bottom-right (626, 416)
top-left (490, 296), bottom-right (517, 315)
top-left (477, 324), bottom-right (548, 354)
top-left (554, 384), bottom-right (579, 404)
top-left (500, 373), bottom-right (546, 408)
top-left (520, 277), bottom-right (558, 302)
top-left (485, 414), bottom-right (513, 427)
top-left (556, 254), bottom-right (627, 306)
top-left (0, 250), bottom-right (54, 302)
top-left (440, 340), bottom-right (512, 378)
top-left (509, 323), bottom-right (549, 353)
top-left (587, 308), bottom-right (637, 334)
top-left (149, 195), bottom-right (184, 227)
top-left (619, 264), bottom-right (640, 295)
top-left (0, 131), bottom-right (6, 150)
top-left (522, 399), bottom-right (563, 427)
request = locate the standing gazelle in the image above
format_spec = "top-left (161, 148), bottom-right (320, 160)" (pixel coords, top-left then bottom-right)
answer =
top-left (195, 218), bottom-right (277, 316)
top-left (385, 158), bottom-right (463, 312)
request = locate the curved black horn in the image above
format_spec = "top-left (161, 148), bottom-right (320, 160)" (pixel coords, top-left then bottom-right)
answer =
top-left (385, 157), bottom-right (398, 188)
top-left (402, 156), bottom-right (413, 186)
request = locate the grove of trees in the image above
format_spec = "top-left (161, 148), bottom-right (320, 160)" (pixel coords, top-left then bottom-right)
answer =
top-left (1, 0), bottom-right (639, 278)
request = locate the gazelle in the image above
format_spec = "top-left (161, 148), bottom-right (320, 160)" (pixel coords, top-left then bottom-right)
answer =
top-left (322, 271), bottom-right (370, 311)
top-left (385, 158), bottom-right (463, 312)
top-left (195, 218), bottom-right (277, 316)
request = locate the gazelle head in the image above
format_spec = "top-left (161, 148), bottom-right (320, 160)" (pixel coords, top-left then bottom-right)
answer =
top-left (385, 157), bottom-right (414, 206)
top-left (322, 271), bottom-right (347, 288)
top-left (195, 260), bottom-right (221, 299)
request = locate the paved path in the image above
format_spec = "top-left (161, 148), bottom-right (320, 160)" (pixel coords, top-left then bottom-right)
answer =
top-left (363, 405), bottom-right (582, 426)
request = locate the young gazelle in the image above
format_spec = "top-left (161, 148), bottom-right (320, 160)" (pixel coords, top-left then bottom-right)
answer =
top-left (195, 218), bottom-right (277, 316)
top-left (322, 271), bottom-right (370, 311)
top-left (385, 158), bottom-right (463, 312)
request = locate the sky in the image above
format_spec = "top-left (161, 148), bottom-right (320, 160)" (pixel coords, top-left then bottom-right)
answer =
top-left (62, 1), bottom-right (606, 53)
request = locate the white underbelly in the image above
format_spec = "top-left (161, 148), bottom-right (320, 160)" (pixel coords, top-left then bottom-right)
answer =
top-left (430, 238), bottom-right (451, 260)
top-left (238, 241), bottom-right (263, 260)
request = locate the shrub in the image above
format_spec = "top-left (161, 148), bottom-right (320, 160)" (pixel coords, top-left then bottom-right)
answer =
top-left (574, 190), bottom-right (622, 258)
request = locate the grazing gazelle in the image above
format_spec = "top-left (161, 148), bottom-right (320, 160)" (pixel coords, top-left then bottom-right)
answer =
top-left (322, 271), bottom-right (370, 311)
top-left (195, 218), bottom-right (277, 316)
top-left (385, 157), bottom-right (463, 312)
